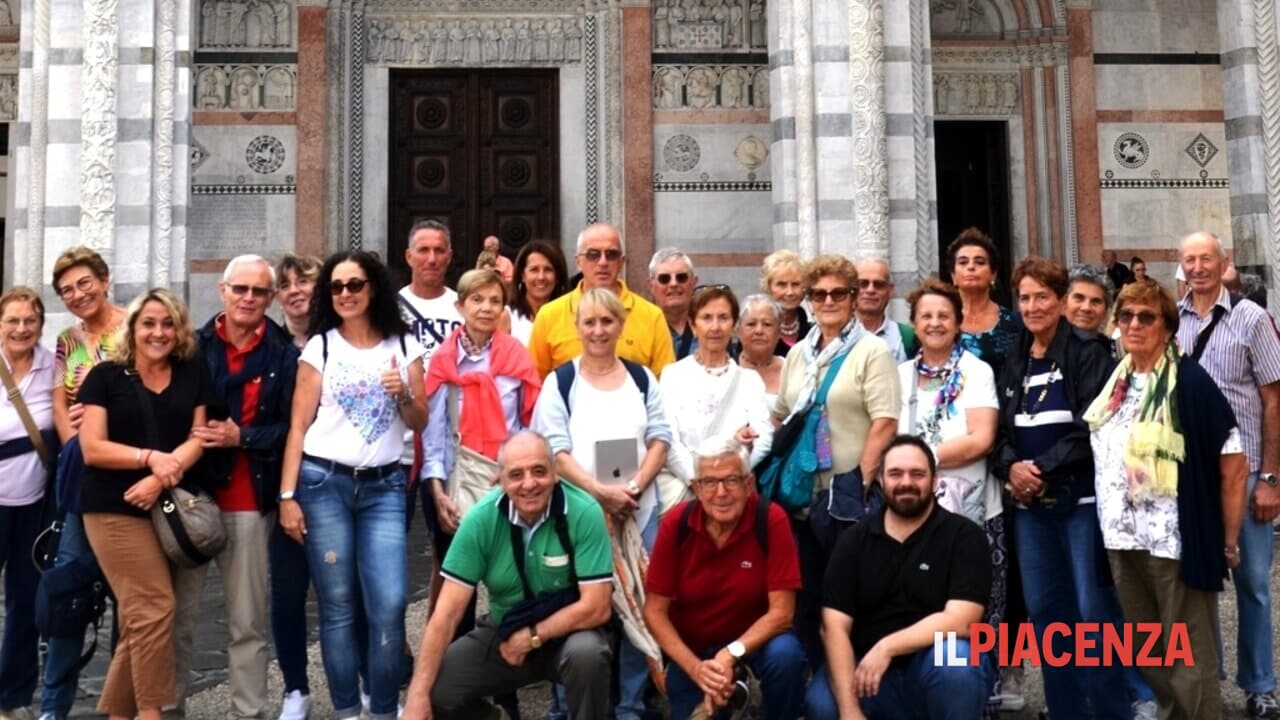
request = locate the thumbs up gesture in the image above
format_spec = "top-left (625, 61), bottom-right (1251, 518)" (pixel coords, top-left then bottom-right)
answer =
top-left (381, 353), bottom-right (408, 401)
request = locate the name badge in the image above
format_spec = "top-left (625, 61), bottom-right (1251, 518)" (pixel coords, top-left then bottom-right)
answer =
top-left (543, 554), bottom-right (570, 568)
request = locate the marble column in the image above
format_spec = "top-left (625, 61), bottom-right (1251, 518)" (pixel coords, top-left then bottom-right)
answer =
top-left (1218, 0), bottom-right (1280, 308)
top-left (12, 0), bottom-right (191, 324)
top-left (767, 0), bottom-right (933, 274)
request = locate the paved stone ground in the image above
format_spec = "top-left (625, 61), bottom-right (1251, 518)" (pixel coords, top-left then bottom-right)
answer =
top-left (30, 528), bottom-right (1280, 719)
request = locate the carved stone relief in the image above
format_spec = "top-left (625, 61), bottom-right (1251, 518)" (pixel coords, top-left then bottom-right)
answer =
top-left (198, 0), bottom-right (294, 49)
top-left (651, 65), bottom-right (768, 110)
top-left (652, 0), bottom-right (764, 51)
top-left (932, 72), bottom-right (1018, 116)
top-left (367, 16), bottom-right (583, 65)
top-left (0, 74), bottom-right (15, 121)
top-left (0, 0), bottom-right (14, 28)
top-left (933, 42), bottom-right (1066, 69)
top-left (930, 0), bottom-right (998, 35)
top-left (195, 64), bottom-right (297, 110)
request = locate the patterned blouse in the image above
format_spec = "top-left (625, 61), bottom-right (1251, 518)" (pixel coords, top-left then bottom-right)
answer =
top-left (959, 305), bottom-right (1021, 382)
top-left (55, 323), bottom-right (119, 405)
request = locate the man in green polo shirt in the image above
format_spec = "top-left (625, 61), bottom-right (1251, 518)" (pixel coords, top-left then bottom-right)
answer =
top-left (402, 431), bottom-right (615, 720)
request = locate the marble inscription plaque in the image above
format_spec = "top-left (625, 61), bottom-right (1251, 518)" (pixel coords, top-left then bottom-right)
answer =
top-left (189, 194), bottom-right (270, 258)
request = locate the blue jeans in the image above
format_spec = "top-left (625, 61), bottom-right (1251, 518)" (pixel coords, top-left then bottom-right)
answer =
top-left (805, 638), bottom-right (987, 720)
top-left (39, 513), bottom-right (93, 718)
top-left (1015, 505), bottom-right (1130, 719)
top-left (1229, 471), bottom-right (1276, 693)
top-left (297, 460), bottom-right (407, 720)
top-left (0, 500), bottom-right (43, 711)
top-left (667, 632), bottom-right (806, 720)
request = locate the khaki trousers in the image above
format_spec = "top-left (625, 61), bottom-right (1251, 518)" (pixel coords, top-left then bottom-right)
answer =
top-left (172, 511), bottom-right (273, 719)
top-left (1108, 549), bottom-right (1220, 720)
top-left (83, 513), bottom-right (177, 717)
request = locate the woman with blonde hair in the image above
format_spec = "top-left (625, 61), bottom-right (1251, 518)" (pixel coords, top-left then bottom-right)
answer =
top-left (77, 288), bottom-right (211, 720)
top-left (760, 250), bottom-right (810, 354)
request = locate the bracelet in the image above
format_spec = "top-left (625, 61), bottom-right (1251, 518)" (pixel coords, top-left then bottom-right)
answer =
top-left (144, 449), bottom-right (153, 467)
top-left (396, 394), bottom-right (413, 407)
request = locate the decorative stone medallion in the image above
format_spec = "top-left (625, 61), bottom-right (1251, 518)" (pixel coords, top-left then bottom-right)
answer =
top-left (190, 138), bottom-right (209, 171)
top-left (246, 135), bottom-right (286, 174)
top-left (735, 136), bottom-right (768, 169)
top-left (1113, 132), bottom-right (1148, 169)
top-left (663, 134), bottom-right (700, 172)
top-left (1184, 133), bottom-right (1218, 168)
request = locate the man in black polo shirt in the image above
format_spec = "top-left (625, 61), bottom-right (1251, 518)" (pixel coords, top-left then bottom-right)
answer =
top-left (805, 434), bottom-right (990, 720)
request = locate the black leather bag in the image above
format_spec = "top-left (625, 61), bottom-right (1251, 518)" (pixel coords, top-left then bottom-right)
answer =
top-left (809, 468), bottom-right (884, 553)
top-left (35, 553), bottom-right (108, 638)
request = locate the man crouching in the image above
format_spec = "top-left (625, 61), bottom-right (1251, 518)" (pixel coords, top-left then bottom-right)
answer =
top-left (402, 430), bottom-right (614, 720)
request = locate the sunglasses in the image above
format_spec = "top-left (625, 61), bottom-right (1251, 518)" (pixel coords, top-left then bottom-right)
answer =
top-left (329, 278), bottom-right (370, 295)
top-left (580, 248), bottom-right (623, 263)
top-left (227, 284), bottom-right (273, 299)
top-left (807, 287), bottom-right (854, 304)
top-left (857, 279), bottom-right (890, 291)
top-left (1116, 310), bottom-right (1159, 328)
top-left (655, 272), bottom-right (690, 285)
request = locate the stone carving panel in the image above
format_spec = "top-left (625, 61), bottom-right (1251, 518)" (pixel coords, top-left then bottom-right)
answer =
top-left (367, 16), bottom-right (584, 65)
top-left (652, 0), bottom-right (764, 52)
top-left (199, 0), bottom-right (294, 49)
top-left (932, 72), bottom-right (1018, 116)
top-left (195, 64), bottom-right (297, 110)
top-left (651, 64), bottom-right (768, 110)
top-left (0, 73), bottom-right (16, 121)
top-left (930, 0), bottom-right (999, 35)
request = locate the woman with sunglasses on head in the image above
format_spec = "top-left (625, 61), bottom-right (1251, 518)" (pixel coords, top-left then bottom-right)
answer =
top-left (658, 286), bottom-right (773, 514)
top-left (772, 255), bottom-right (900, 665)
top-left (507, 240), bottom-right (569, 346)
top-left (39, 247), bottom-right (127, 720)
top-left (0, 288), bottom-right (56, 720)
top-left (278, 251), bottom-right (427, 720)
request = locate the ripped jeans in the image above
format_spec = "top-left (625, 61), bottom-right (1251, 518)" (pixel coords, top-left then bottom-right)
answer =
top-left (297, 458), bottom-right (407, 720)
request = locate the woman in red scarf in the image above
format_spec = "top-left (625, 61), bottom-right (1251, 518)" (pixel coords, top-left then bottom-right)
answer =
top-left (420, 268), bottom-right (541, 629)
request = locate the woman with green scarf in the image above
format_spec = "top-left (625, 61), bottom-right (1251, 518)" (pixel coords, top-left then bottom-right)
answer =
top-left (1085, 279), bottom-right (1247, 719)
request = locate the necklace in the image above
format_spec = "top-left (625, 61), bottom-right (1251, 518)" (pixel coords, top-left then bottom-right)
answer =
top-left (696, 352), bottom-right (732, 376)
top-left (580, 359), bottom-right (619, 376)
top-left (1020, 360), bottom-right (1058, 418)
top-left (780, 315), bottom-right (800, 337)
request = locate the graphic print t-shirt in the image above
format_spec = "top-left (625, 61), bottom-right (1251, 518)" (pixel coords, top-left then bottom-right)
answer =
top-left (300, 329), bottom-right (427, 468)
top-left (398, 287), bottom-right (462, 361)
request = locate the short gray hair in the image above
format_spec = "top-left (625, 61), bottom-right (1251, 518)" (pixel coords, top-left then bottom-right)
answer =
top-left (1067, 264), bottom-right (1114, 308)
top-left (409, 219), bottom-right (452, 248)
top-left (648, 247), bottom-right (694, 277)
top-left (575, 223), bottom-right (625, 254)
top-left (739, 293), bottom-right (783, 325)
top-left (691, 435), bottom-right (750, 475)
top-left (222, 254), bottom-right (276, 285)
top-left (1180, 230), bottom-right (1225, 259)
top-left (496, 430), bottom-right (554, 471)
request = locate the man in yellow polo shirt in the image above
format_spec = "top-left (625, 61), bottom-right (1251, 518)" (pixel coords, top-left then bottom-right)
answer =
top-left (528, 223), bottom-right (676, 378)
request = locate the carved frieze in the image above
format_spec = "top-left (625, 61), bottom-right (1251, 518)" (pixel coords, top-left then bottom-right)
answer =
top-left (933, 42), bottom-right (1067, 69)
top-left (366, 16), bottom-right (584, 65)
top-left (932, 72), bottom-right (1018, 116)
top-left (198, 0), bottom-right (295, 49)
top-left (930, 0), bottom-right (998, 36)
top-left (652, 0), bottom-right (764, 52)
top-left (195, 64), bottom-right (297, 110)
top-left (652, 64), bottom-right (768, 110)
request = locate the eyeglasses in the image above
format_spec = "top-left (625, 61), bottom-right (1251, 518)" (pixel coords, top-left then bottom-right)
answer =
top-left (693, 474), bottom-right (748, 492)
top-left (857, 279), bottom-right (890, 291)
top-left (329, 278), bottom-right (370, 295)
top-left (579, 248), bottom-right (623, 263)
top-left (655, 272), bottom-right (690, 285)
top-left (1, 317), bottom-right (40, 329)
top-left (694, 283), bottom-right (730, 293)
top-left (807, 287), bottom-right (854, 304)
top-left (56, 275), bottom-right (96, 300)
top-left (227, 284), bottom-right (273, 299)
top-left (278, 277), bottom-right (315, 291)
top-left (1117, 310), bottom-right (1159, 328)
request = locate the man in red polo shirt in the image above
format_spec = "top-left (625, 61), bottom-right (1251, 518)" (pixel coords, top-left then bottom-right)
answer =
top-left (644, 436), bottom-right (805, 720)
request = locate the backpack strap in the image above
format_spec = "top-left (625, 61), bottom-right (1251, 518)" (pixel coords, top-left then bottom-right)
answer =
top-left (675, 497), bottom-right (771, 554)
top-left (620, 358), bottom-right (650, 396)
top-left (320, 331), bottom-right (329, 370)
top-left (1190, 293), bottom-right (1240, 362)
top-left (397, 293), bottom-right (428, 324)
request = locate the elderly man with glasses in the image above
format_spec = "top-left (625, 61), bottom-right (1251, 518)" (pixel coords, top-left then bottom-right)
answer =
top-left (527, 223), bottom-right (675, 377)
top-left (644, 436), bottom-right (806, 720)
top-left (853, 259), bottom-right (916, 363)
top-left (647, 247), bottom-right (700, 360)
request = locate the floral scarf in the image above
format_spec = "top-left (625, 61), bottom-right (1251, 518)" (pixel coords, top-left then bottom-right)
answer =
top-left (1083, 342), bottom-right (1184, 502)
top-left (911, 344), bottom-right (967, 446)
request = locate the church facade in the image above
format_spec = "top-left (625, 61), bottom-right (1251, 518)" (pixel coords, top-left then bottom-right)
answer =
top-left (4, 0), bottom-right (1278, 326)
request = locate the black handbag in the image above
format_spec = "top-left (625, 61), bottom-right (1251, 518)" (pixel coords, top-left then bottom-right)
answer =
top-left (495, 511), bottom-right (580, 642)
top-left (34, 551), bottom-right (110, 687)
top-left (809, 467), bottom-right (884, 553)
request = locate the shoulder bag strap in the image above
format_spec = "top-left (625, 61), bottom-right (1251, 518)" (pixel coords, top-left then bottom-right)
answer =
top-left (507, 519), bottom-right (536, 600)
top-left (0, 356), bottom-right (50, 468)
top-left (814, 348), bottom-right (851, 408)
top-left (1191, 304), bottom-right (1228, 361)
top-left (906, 360), bottom-right (920, 435)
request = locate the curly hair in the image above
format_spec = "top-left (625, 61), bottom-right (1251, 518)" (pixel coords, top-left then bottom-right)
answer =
top-left (760, 249), bottom-right (804, 291)
top-left (906, 277), bottom-right (965, 326)
top-left (804, 254), bottom-right (859, 293)
top-left (51, 246), bottom-right (111, 292)
top-left (511, 240), bottom-right (569, 319)
top-left (1012, 257), bottom-right (1069, 299)
top-left (1068, 264), bottom-right (1115, 308)
top-left (308, 251), bottom-right (409, 340)
top-left (110, 288), bottom-right (198, 367)
top-left (946, 227), bottom-right (999, 270)
top-left (1113, 279), bottom-right (1179, 335)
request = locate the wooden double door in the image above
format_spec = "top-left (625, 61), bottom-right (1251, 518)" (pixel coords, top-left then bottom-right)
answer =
top-left (388, 69), bottom-right (560, 284)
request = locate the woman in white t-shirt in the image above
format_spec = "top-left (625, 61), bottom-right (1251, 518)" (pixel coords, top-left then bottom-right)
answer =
top-left (532, 287), bottom-right (671, 720)
top-left (278, 251), bottom-right (427, 720)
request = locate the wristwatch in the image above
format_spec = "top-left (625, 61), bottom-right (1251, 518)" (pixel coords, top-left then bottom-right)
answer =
top-left (626, 479), bottom-right (641, 495)
top-left (1225, 544), bottom-right (1241, 560)
top-left (726, 640), bottom-right (746, 661)
top-left (277, 490), bottom-right (296, 502)
top-left (529, 625), bottom-right (543, 649)
top-left (1262, 473), bottom-right (1278, 488)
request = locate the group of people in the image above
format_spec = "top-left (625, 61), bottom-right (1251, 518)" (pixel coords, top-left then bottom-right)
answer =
top-left (0, 220), bottom-right (1274, 720)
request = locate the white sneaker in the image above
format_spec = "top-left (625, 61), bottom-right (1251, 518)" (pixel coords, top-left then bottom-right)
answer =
top-left (361, 694), bottom-right (370, 718)
top-left (279, 691), bottom-right (311, 720)
top-left (1132, 700), bottom-right (1157, 720)
top-left (996, 666), bottom-right (1025, 711)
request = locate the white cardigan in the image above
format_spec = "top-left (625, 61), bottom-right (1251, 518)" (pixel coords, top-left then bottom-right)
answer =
top-left (658, 357), bottom-right (774, 481)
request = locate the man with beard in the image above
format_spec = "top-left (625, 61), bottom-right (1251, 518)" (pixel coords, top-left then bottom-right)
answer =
top-left (805, 435), bottom-right (990, 720)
